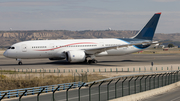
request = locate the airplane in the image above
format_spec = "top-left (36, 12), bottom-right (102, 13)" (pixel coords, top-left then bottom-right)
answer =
top-left (3, 12), bottom-right (161, 65)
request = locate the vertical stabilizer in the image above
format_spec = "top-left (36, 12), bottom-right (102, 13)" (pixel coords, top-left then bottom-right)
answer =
top-left (133, 12), bottom-right (161, 40)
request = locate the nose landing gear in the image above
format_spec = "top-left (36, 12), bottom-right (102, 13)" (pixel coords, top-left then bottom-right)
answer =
top-left (18, 61), bottom-right (22, 65)
top-left (16, 59), bottom-right (22, 65)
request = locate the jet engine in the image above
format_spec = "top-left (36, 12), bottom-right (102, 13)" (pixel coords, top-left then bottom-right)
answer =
top-left (66, 50), bottom-right (86, 63)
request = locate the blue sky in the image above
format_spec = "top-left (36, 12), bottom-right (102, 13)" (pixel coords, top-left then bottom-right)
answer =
top-left (0, 0), bottom-right (180, 33)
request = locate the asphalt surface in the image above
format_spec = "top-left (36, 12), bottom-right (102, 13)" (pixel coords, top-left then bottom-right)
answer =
top-left (4, 74), bottom-right (179, 101)
top-left (144, 87), bottom-right (180, 101)
top-left (0, 53), bottom-right (180, 70)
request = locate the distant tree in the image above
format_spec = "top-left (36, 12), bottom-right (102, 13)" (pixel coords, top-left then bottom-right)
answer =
top-left (168, 44), bottom-right (174, 48)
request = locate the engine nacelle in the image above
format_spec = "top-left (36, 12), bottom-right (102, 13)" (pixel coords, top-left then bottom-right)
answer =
top-left (66, 50), bottom-right (86, 63)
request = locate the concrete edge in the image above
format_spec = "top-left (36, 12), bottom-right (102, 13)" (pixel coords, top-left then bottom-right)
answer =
top-left (109, 81), bottom-right (180, 101)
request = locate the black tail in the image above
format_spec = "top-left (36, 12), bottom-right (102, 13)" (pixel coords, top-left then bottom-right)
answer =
top-left (133, 12), bottom-right (161, 40)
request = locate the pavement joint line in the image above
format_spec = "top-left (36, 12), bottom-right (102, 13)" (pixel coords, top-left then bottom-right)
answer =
top-left (110, 81), bottom-right (180, 101)
top-left (170, 96), bottom-right (180, 101)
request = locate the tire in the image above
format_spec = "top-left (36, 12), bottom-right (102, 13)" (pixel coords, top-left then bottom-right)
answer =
top-left (88, 60), bottom-right (92, 64)
top-left (18, 62), bottom-right (22, 65)
top-left (83, 59), bottom-right (87, 63)
top-left (94, 60), bottom-right (98, 63)
top-left (92, 59), bottom-right (98, 64)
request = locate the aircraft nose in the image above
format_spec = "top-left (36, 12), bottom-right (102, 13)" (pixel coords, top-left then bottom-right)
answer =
top-left (3, 51), bottom-right (8, 57)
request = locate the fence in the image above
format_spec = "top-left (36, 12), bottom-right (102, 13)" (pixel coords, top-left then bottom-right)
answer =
top-left (86, 70), bottom-right (180, 101)
top-left (0, 70), bottom-right (179, 101)
top-left (6, 66), bottom-right (180, 74)
top-left (0, 82), bottom-right (83, 100)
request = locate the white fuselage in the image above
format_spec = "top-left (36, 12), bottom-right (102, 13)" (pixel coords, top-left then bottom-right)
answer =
top-left (3, 38), bottom-right (143, 59)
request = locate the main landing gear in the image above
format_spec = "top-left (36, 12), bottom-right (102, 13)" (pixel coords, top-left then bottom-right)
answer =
top-left (16, 59), bottom-right (22, 65)
top-left (86, 55), bottom-right (98, 64)
top-left (88, 59), bottom-right (98, 64)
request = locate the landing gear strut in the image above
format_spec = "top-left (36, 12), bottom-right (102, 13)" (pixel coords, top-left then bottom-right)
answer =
top-left (16, 59), bottom-right (22, 65)
top-left (83, 58), bottom-right (87, 63)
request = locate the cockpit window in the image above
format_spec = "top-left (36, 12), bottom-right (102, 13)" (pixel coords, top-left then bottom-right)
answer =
top-left (7, 47), bottom-right (15, 49)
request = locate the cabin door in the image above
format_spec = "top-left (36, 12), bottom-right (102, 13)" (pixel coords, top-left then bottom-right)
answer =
top-left (21, 44), bottom-right (27, 52)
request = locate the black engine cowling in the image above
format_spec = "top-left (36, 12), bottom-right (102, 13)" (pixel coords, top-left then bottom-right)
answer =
top-left (66, 50), bottom-right (86, 63)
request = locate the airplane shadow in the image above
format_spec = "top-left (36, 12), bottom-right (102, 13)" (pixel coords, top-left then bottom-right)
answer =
top-left (99, 60), bottom-right (147, 63)
top-left (0, 60), bottom-right (147, 67)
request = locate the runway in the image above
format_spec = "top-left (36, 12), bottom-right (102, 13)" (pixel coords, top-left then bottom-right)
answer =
top-left (0, 53), bottom-right (180, 70)
top-left (144, 87), bottom-right (180, 101)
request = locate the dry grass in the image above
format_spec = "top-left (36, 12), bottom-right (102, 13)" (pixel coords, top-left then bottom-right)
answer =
top-left (0, 72), bottom-right (107, 91)
top-left (0, 50), bottom-right (4, 56)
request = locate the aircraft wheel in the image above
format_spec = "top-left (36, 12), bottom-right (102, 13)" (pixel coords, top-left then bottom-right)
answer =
top-left (88, 60), bottom-right (92, 64)
top-left (84, 59), bottom-right (87, 63)
top-left (88, 59), bottom-right (98, 64)
top-left (18, 62), bottom-right (22, 65)
top-left (92, 59), bottom-right (98, 63)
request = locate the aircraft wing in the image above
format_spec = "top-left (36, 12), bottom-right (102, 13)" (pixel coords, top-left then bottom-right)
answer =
top-left (84, 42), bottom-right (152, 55)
